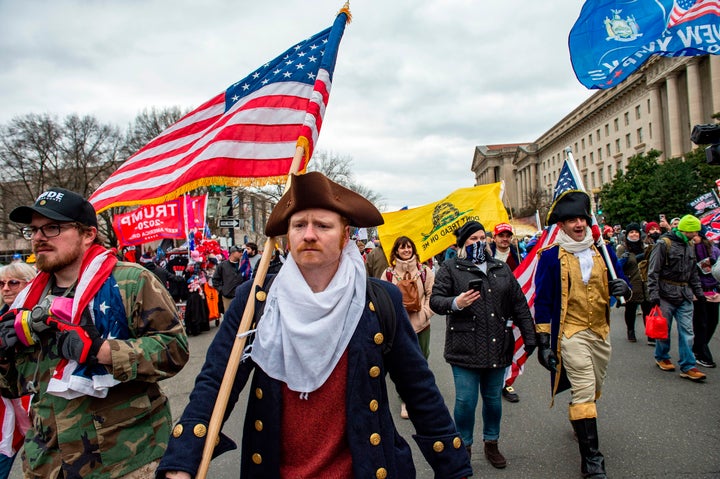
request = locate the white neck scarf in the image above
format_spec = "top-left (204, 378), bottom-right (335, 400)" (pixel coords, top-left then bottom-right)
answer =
top-left (556, 226), bottom-right (597, 284)
top-left (250, 240), bottom-right (366, 395)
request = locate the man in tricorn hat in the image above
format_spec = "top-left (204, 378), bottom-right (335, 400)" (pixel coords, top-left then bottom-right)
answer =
top-left (158, 172), bottom-right (472, 479)
top-left (534, 190), bottom-right (630, 479)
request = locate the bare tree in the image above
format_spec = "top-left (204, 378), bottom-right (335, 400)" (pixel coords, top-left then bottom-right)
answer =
top-left (0, 113), bottom-right (123, 242)
top-left (123, 106), bottom-right (188, 157)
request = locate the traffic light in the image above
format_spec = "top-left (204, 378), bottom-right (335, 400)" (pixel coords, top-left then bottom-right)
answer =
top-left (206, 198), bottom-right (219, 218)
top-left (221, 197), bottom-right (233, 218)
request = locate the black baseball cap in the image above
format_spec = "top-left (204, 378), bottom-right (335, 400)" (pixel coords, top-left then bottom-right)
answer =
top-left (10, 187), bottom-right (98, 228)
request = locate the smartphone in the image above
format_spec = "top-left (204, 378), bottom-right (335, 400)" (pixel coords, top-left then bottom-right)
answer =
top-left (659, 214), bottom-right (666, 221)
top-left (468, 279), bottom-right (483, 292)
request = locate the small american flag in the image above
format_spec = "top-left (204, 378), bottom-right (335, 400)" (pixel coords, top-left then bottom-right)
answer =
top-left (668, 0), bottom-right (720, 28)
top-left (504, 159), bottom-right (578, 386)
top-left (90, 10), bottom-right (350, 213)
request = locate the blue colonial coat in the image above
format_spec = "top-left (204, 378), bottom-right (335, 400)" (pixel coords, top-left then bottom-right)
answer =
top-left (533, 242), bottom-right (628, 397)
top-left (157, 278), bottom-right (472, 479)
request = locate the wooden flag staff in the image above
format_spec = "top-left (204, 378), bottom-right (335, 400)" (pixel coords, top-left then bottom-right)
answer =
top-left (196, 145), bottom-right (305, 478)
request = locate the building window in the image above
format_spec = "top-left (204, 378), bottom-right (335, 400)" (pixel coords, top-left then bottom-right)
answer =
top-left (614, 118), bottom-right (619, 131)
top-left (624, 112), bottom-right (630, 126)
top-left (596, 129), bottom-right (601, 141)
top-left (637, 127), bottom-right (643, 143)
top-left (589, 134), bottom-right (593, 146)
top-left (599, 169), bottom-right (604, 184)
top-left (590, 151), bottom-right (594, 163)
top-left (582, 138), bottom-right (586, 149)
top-left (575, 142), bottom-right (579, 152)
top-left (605, 124), bottom-right (610, 136)
top-left (625, 133), bottom-right (631, 148)
top-left (617, 160), bottom-right (623, 173)
top-left (649, 123), bottom-right (653, 139)
top-left (615, 139), bottom-right (621, 153)
top-left (608, 164), bottom-right (613, 179)
top-left (647, 99), bottom-right (651, 114)
top-left (583, 155), bottom-right (587, 167)
top-left (635, 105), bottom-right (641, 120)
top-left (598, 148), bottom-right (602, 162)
top-left (606, 144), bottom-right (611, 156)
top-left (591, 171), bottom-right (596, 188)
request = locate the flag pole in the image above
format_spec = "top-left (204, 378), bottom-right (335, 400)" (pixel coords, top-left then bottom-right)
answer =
top-left (563, 147), bottom-right (625, 304)
top-left (196, 146), bottom-right (305, 478)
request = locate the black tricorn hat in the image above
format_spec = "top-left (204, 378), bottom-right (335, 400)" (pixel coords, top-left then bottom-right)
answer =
top-left (264, 172), bottom-right (384, 236)
top-left (546, 190), bottom-right (592, 225)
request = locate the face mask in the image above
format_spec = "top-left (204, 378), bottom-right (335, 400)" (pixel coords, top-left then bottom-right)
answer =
top-left (649, 232), bottom-right (661, 241)
top-left (627, 237), bottom-right (640, 243)
top-left (465, 241), bottom-right (487, 264)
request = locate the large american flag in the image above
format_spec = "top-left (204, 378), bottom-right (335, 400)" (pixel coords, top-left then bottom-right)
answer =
top-left (667, 0), bottom-right (720, 28)
top-left (90, 10), bottom-right (350, 213)
top-left (504, 159), bottom-right (577, 385)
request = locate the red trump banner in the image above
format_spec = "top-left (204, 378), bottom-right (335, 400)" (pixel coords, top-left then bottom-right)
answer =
top-left (185, 194), bottom-right (207, 230)
top-left (113, 199), bottom-right (186, 247)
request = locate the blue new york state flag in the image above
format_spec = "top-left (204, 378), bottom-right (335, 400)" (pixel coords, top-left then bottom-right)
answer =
top-left (569, 0), bottom-right (720, 89)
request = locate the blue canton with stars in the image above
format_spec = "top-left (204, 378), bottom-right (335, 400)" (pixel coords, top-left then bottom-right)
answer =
top-left (224, 26), bottom-right (333, 112)
top-left (553, 161), bottom-right (579, 201)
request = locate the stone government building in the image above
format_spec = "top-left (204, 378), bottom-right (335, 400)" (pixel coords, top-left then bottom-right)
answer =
top-left (472, 55), bottom-right (720, 219)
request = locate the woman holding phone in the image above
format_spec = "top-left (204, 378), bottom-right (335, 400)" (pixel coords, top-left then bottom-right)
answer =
top-left (430, 221), bottom-right (536, 470)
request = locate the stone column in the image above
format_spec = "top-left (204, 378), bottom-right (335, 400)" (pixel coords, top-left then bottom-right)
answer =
top-left (666, 73), bottom-right (682, 158)
top-left (710, 55), bottom-right (720, 117)
top-left (648, 84), bottom-right (665, 156)
top-left (686, 59), bottom-right (703, 126)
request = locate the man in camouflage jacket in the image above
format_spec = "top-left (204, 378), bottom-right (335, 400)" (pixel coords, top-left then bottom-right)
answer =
top-left (0, 188), bottom-right (189, 479)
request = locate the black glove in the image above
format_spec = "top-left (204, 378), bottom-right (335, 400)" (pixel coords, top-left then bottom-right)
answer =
top-left (0, 313), bottom-right (18, 351)
top-left (56, 323), bottom-right (104, 365)
top-left (609, 278), bottom-right (630, 299)
top-left (536, 332), bottom-right (558, 372)
top-left (524, 344), bottom-right (536, 358)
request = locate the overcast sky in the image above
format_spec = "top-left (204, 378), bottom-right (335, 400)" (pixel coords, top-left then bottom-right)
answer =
top-left (0, 0), bottom-right (596, 212)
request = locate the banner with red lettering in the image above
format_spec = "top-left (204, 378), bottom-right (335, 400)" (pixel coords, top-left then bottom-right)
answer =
top-left (185, 194), bottom-right (207, 230)
top-left (113, 199), bottom-right (186, 247)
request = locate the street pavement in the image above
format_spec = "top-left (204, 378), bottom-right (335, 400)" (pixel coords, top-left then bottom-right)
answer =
top-left (10, 307), bottom-right (720, 478)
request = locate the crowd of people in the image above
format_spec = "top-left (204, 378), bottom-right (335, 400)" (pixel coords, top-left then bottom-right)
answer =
top-left (0, 179), bottom-right (716, 479)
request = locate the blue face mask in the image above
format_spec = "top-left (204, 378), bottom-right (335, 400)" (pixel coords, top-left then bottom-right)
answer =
top-left (465, 241), bottom-right (487, 264)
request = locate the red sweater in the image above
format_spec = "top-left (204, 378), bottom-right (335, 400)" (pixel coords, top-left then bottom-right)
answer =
top-left (280, 351), bottom-right (353, 478)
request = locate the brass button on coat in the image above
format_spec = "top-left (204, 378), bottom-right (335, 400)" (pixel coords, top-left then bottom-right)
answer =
top-left (254, 420), bottom-right (263, 431)
top-left (433, 441), bottom-right (444, 452)
top-left (252, 453), bottom-right (262, 464)
top-left (369, 366), bottom-right (381, 378)
top-left (369, 399), bottom-right (379, 412)
top-left (369, 301), bottom-right (376, 312)
top-left (172, 424), bottom-right (183, 438)
top-left (376, 467), bottom-right (387, 479)
top-left (193, 424), bottom-right (207, 438)
top-left (369, 433), bottom-right (381, 446)
top-left (453, 437), bottom-right (462, 448)
top-left (255, 291), bottom-right (267, 302)
top-left (373, 332), bottom-right (384, 345)
top-left (255, 388), bottom-right (263, 399)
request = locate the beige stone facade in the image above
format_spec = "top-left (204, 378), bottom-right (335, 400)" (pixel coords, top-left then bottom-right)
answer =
top-left (472, 55), bottom-right (720, 219)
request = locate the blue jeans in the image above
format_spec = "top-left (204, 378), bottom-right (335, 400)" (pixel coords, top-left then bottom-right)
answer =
top-left (0, 453), bottom-right (15, 479)
top-left (451, 365), bottom-right (505, 445)
top-left (655, 299), bottom-right (697, 371)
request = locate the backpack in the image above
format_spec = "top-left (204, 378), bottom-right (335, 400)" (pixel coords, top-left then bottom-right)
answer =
top-left (638, 237), bottom-right (671, 282)
top-left (252, 276), bottom-right (397, 354)
top-left (385, 265), bottom-right (427, 313)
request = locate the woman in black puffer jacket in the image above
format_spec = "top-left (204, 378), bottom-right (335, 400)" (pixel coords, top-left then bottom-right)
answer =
top-left (430, 221), bottom-right (536, 470)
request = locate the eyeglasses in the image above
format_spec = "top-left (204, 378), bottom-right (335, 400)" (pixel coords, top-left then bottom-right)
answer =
top-left (0, 280), bottom-right (25, 289)
top-left (21, 223), bottom-right (78, 240)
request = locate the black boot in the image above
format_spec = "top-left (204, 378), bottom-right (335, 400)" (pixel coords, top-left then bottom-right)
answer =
top-left (571, 418), bottom-right (607, 478)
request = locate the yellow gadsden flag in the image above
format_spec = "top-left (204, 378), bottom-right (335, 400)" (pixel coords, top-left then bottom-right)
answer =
top-left (378, 182), bottom-right (508, 264)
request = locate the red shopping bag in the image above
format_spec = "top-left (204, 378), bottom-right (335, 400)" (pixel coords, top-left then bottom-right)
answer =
top-left (645, 305), bottom-right (668, 340)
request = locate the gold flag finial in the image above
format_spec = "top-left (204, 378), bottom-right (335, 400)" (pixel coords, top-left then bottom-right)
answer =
top-left (338, 1), bottom-right (352, 23)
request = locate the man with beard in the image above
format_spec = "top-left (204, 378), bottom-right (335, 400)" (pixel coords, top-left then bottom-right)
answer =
top-left (158, 172), bottom-right (472, 479)
top-left (534, 191), bottom-right (630, 479)
top-left (0, 187), bottom-right (189, 479)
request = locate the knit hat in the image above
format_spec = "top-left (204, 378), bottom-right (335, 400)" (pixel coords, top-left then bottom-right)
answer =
top-left (644, 221), bottom-right (660, 233)
top-left (625, 222), bottom-right (642, 234)
top-left (677, 214), bottom-right (701, 232)
top-left (454, 221), bottom-right (485, 247)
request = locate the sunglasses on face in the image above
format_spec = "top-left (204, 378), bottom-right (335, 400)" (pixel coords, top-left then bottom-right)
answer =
top-left (0, 280), bottom-right (25, 289)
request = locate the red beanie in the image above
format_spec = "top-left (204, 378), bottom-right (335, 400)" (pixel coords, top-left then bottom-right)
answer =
top-left (645, 221), bottom-right (660, 233)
